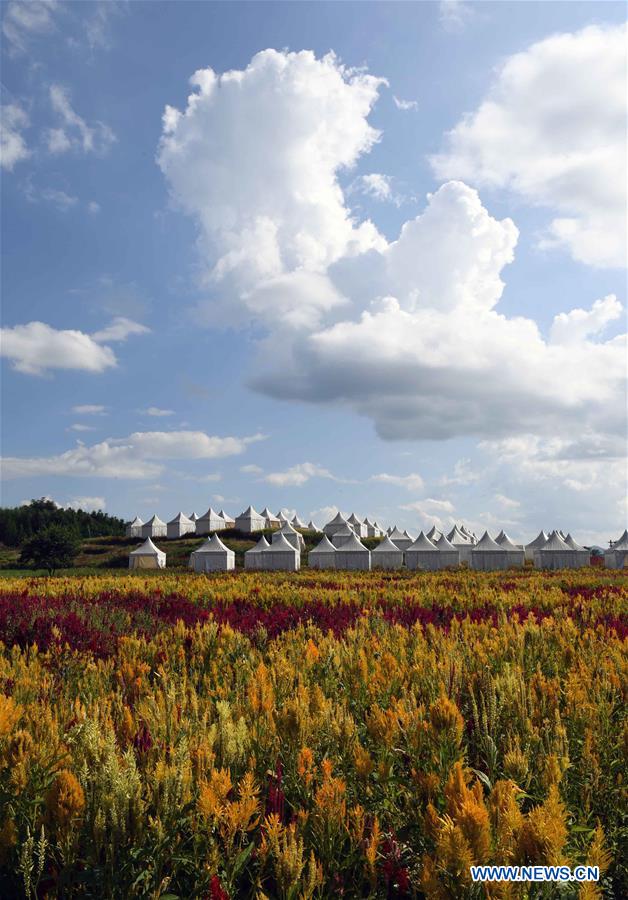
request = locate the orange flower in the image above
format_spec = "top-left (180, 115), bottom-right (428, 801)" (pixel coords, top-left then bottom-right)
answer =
top-left (45, 770), bottom-right (85, 831)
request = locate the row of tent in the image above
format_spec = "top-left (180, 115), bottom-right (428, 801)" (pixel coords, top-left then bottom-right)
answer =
top-left (128, 527), bottom-right (627, 572)
top-left (126, 506), bottom-right (320, 539)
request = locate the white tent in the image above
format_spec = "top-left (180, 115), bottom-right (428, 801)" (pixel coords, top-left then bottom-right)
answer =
top-left (388, 527), bottom-right (412, 551)
top-left (308, 535), bottom-right (336, 569)
top-left (277, 511), bottom-right (290, 524)
top-left (347, 513), bottom-right (366, 537)
top-left (306, 520), bottom-right (319, 532)
top-left (563, 534), bottom-right (590, 567)
top-left (363, 517), bottom-right (378, 538)
top-left (495, 532), bottom-right (525, 567)
top-left (291, 514), bottom-right (307, 530)
top-left (196, 507), bottom-right (226, 534)
top-left (371, 535), bottom-right (404, 569)
top-left (167, 512), bottom-right (195, 539)
top-left (261, 507), bottom-right (280, 529)
top-left (275, 521), bottom-right (305, 551)
top-left (189, 534), bottom-right (235, 572)
top-left (525, 530), bottom-right (548, 561)
top-left (434, 533), bottom-right (460, 567)
top-left (129, 537), bottom-right (165, 569)
top-left (141, 514), bottom-right (167, 538)
top-left (323, 512), bottom-right (351, 538)
top-left (426, 525), bottom-right (443, 543)
top-left (188, 512), bottom-right (198, 523)
top-left (263, 533), bottom-right (300, 571)
top-left (447, 524), bottom-right (474, 562)
top-left (218, 509), bottom-right (235, 527)
top-left (471, 531), bottom-right (509, 571)
top-left (125, 516), bottom-right (143, 538)
top-left (244, 535), bottom-right (269, 570)
top-left (373, 521), bottom-right (385, 537)
top-left (605, 530), bottom-right (628, 568)
top-left (534, 531), bottom-right (579, 569)
top-left (405, 532), bottom-right (441, 571)
top-left (335, 533), bottom-right (371, 571)
top-left (330, 526), bottom-right (356, 548)
top-left (235, 505), bottom-right (266, 533)
top-left (386, 526), bottom-right (394, 536)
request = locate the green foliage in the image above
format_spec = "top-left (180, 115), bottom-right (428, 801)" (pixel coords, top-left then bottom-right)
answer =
top-left (18, 525), bottom-right (81, 574)
top-left (0, 499), bottom-right (125, 548)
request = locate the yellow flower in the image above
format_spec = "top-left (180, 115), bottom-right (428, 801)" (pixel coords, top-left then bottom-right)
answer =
top-left (0, 695), bottom-right (21, 738)
top-left (353, 743), bottom-right (374, 779)
top-left (198, 768), bottom-right (232, 821)
top-left (297, 745), bottom-right (315, 787)
top-left (429, 695), bottom-right (464, 745)
top-left (518, 784), bottom-right (568, 866)
top-left (45, 770), bottom-right (85, 831)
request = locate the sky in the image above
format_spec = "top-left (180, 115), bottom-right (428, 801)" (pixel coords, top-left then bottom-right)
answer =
top-left (1, 0), bottom-right (626, 544)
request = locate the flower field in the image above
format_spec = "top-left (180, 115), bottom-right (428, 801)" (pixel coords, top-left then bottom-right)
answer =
top-left (0, 569), bottom-right (626, 898)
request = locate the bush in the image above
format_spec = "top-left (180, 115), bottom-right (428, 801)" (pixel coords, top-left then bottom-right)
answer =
top-left (19, 525), bottom-right (81, 574)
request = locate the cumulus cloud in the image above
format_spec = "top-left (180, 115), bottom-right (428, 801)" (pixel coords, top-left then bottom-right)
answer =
top-left (439, 1), bottom-right (474, 33)
top-left (47, 85), bottom-right (116, 156)
top-left (1, 318), bottom-right (148, 376)
top-left (240, 464), bottom-right (263, 475)
top-left (72, 404), bottom-right (106, 415)
top-left (432, 24), bottom-right (627, 268)
top-left (264, 462), bottom-right (336, 487)
top-left (550, 294), bottom-right (622, 345)
top-left (371, 472), bottom-right (424, 491)
top-left (2, 430), bottom-right (266, 480)
top-left (393, 95), bottom-right (418, 111)
top-left (1, 103), bottom-right (30, 169)
top-left (354, 173), bottom-right (393, 202)
top-left (2, 0), bottom-right (57, 53)
top-left (438, 458), bottom-right (479, 486)
top-left (67, 496), bottom-right (105, 511)
top-left (158, 49), bottom-right (387, 330)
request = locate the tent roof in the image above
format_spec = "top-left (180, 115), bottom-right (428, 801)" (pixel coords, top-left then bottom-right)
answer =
top-left (388, 526), bottom-right (406, 540)
top-left (347, 513), bottom-right (363, 524)
top-left (540, 531), bottom-right (570, 551)
top-left (199, 507), bottom-right (223, 520)
top-left (327, 512), bottom-right (348, 526)
top-left (129, 516), bottom-right (143, 526)
top-left (495, 532), bottom-right (522, 551)
top-left (245, 535), bottom-right (270, 553)
top-left (564, 534), bottom-right (586, 551)
top-left (218, 509), bottom-right (234, 521)
top-left (403, 530), bottom-right (415, 540)
top-left (291, 515), bottom-right (307, 528)
top-left (435, 533), bottom-right (457, 551)
top-left (408, 531), bottom-right (438, 551)
top-left (310, 535), bottom-right (336, 554)
top-left (260, 507), bottom-right (278, 519)
top-left (336, 533), bottom-right (369, 553)
top-left (188, 513), bottom-right (198, 521)
top-left (266, 533), bottom-right (299, 553)
top-left (612, 529), bottom-right (628, 549)
top-left (145, 514), bottom-right (166, 526)
top-left (307, 521), bottom-right (318, 531)
top-left (447, 525), bottom-right (471, 544)
top-left (526, 530), bottom-right (548, 549)
top-left (279, 521), bottom-right (298, 534)
top-left (473, 531), bottom-right (504, 551)
top-left (426, 526), bottom-right (442, 539)
top-left (192, 534), bottom-right (232, 554)
top-left (372, 535), bottom-right (404, 554)
top-left (130, 537), bottom-right (163, 556)
top-left (168, 512), bottom-right (192, 525)
top-left (238, 505), bottom-right (263, 518)
top-left (373, 521), bottom-right (384, 529)
top-left (363, 517), bottom-right (375, 527)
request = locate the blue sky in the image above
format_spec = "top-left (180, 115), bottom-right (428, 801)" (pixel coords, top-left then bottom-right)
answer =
top-left (1, 1), bottom-right (626, 543)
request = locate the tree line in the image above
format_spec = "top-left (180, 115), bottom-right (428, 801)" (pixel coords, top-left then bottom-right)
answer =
top-left (0, 499), bottom-right (125, 547)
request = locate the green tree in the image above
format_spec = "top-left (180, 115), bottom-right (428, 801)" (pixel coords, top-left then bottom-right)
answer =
top-left (19, 525), bottom-right (81, 574)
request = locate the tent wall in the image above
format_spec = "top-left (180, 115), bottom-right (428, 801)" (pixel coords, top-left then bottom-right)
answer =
top-left (336, 552), bottom-right (371, 571)
top-left (405, 551), bottom-right (440, 571)
top-left (371, 551), bottom-right (403, 570)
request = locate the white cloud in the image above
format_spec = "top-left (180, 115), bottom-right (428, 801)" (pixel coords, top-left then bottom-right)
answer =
top-left (67, 423), bottom-right (97, 432)
top-left (2, 0), bottom-right (58, 53)
top-left (48, 84), bottom-right (116, 155)
top-left (2, 430), bottom-right (266, 480)
top-left (438, 458), bottom-right (479, 486)
top-left (264, 462), bottom-right (336, 487)
top-left (26, 185), bottom-right (79, 211)
top-left (494, 493), bottom-right (520, 509)
top-left (393, 95), bottom-right (418, 111)
top-left (87, 201), bottom-right (101, 214)
top-left (354, 173), bottom-right (393, 202)
top-left (140, 407), bottom-right (174, 417)
top-left (439, 1), bottom-right (474, 33)
top-left (72, 404), bottom-right (106, 415)
top-left (90, 317), bottom-right (150, 342)
top-left (371, 472), bottom-right (424, 491)
top-left (550, 294), bottom-right (622, 345)
top-left (1, 317), bottom-right (148, 376)
top-left (1, 103), bottom-right (31, 169)
top-left (432, 24), bottom-right (627, 268)
top-left (399, 497), bottom-right (456, 531)
top-left (67, 496), bottom-right (105, 511)
top-left (158, 49), bottom-right (387, 330)
top-left (240, 464), bottom-right (263, 475)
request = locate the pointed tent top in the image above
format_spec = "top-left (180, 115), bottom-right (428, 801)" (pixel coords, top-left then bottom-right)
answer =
top-left (277, 511), bottom-right (289, 520)
top-left (260, 507), bottom-right (278, 520)
top-left (540, 531), bottom-right (570, 551)
top-left (327, 511), bottom-right (348, 526)
top-left (426, 525), bottom-right (442, 540)
top-left (558, 530), bottom-right (566, 538)
top-left (189, 512), bottom-right (198, 521)
top-left (372, 535), bottom-right (404, 554)
top-left (130, 537), bottom-right (163, 555)
top-left (239, 505), bottom-right (261, 518)
top-left (473, 531), bottom-right (504, 551)
top-left (168, 512), bottom-right (192, 525)
top-left (146, 514), bottom-right (166, 527)
top-left (373, 520), bottom-right (384, 530)
top-left (435, 533), bottom-right (457, 551)
top-left (403, 529), bottom-right (415, 540)
top-left (347, 513), bottom-right (363, 525)
top-left (408, 531), bottom-right (438, 551)
top-left (386, 526), bottom-right (394, 535)
top-left (611, 529), bottom-right (628, 549)
top-left (279, 520), bottom-right (298, 535)
top-left (199, 507), bottom-right (222, 520)
top-left (246, 535), bottom-right (269, 552)
top-left (388, 526), bottom-right (406, 541)
top-left (266, 533), bottom-right (299, 553)
top-left (564, 533), bottom-right (586, 551)
top-left (193, 533), bottom-right (232, 554)
top-left (129, 516), bottom-right (143, 526)
top-left (310, 535), bottom-right (335, 554)
top-left (336, 533), bottom-right (369, 553)
top-left (219, 509), bottom-right (234, 522)
top-left (363, 517), bottom-right (375, 527)
top-left (460, 525), bottom-right (472, 536)
top-left (526, 530), bottom-right (548, 549)
top-left (291, 515), bottom-right (307, 528)
top-left (496, 532), bottom-right (522, 550)
top-left (307, 521), bottom-right (318, 531)
top-left (447, 525), bottom-right (470, 544)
